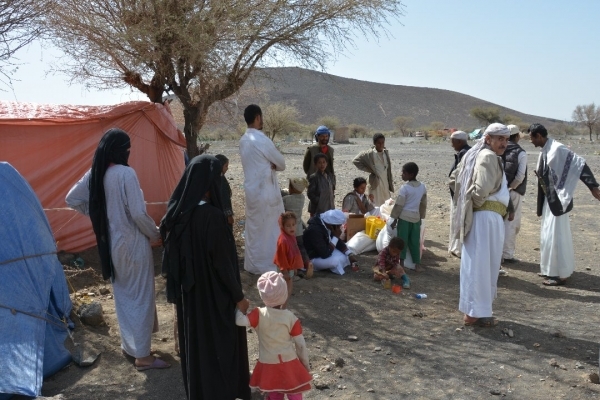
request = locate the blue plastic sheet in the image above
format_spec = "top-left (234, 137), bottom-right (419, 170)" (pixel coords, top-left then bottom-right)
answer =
top-left (0, 162), bottom-right (72, 398)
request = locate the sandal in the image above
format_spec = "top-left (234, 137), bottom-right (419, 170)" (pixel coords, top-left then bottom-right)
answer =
top-left (135, 357), bottom-right (171, 371)
top-left (464, 317), bottom-right (498, 327)
top-left (543, 278), bottom-right (566, 286)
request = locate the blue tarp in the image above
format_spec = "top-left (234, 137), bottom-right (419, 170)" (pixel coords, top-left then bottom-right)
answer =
top-left (469, 128), bottom-right (483, 140)
top-left (0, 162), bottom-right (73, 399)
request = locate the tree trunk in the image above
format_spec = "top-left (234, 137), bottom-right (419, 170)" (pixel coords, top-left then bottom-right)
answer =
top-left (590, 126), bottom-right (593, 142)
top-left (182, 106), bottom-right (203, 159)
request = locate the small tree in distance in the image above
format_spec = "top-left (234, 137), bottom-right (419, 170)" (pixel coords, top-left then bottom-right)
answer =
top-left (393, 116), bottom-right (413, 136)
top-left (262, 103), bottom-right (300, 141)
top-left (317, 116), bottom-right (341, 132)
top-left (471, 107), bottom-right (503, 125)
top-left (348, 124), bottom-right (370, 138)
top-left (572, 103), bottom-right (600, 141)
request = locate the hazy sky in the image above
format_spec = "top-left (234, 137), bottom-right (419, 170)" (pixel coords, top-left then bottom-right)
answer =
top-left (1, 0), bottom-right (598, 121)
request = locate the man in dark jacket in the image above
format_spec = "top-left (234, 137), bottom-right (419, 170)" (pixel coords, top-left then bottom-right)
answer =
top-left (501, 125), bottom-right (527, 263)
top-left (448, 130), bottom-right (471, 257)
top-left (303, 210), bottom-right (357, 275)
top-left (303, 126), bottom-right (336, 190)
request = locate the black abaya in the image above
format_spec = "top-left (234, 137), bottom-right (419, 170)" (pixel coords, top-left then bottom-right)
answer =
top-left (176, 203), bottom-right (250, 400)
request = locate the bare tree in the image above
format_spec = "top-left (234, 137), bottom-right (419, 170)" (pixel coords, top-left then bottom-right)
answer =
top-left (0, 0), bottom-right (46, 86)
top-left (572, 103), bottom-right (600, 141)
top-left (393, 116), bottom-right (413, 136)
top-left (263, 102), bottom-right (300, 140)
top-left (44, 0), bottom-right (405, 157)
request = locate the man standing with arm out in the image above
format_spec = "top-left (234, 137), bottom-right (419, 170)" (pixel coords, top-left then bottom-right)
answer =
top-left (529, 123), bottom-right (600, 286)
top-left (448, 130), bottom-right (470, 258)
top-left (352, 133), bottom-right (395, 207)
top-left (450, 123), bottom-right (514, 327)
top-left (502, 125), bottom-right (527, 264)
top-left (240, 104), bottom-right (287, 274)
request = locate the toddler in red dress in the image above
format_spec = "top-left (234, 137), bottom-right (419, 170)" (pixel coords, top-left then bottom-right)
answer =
top-left (236, 271), bottom-right (312, 399)
top-left (274, 212), bottom-right (312, 309)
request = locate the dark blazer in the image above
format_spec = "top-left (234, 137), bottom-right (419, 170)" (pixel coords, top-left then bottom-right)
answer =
top-left (303, 215), bottom-right (349, 259)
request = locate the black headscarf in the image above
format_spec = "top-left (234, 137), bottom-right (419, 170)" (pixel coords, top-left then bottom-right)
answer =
top-left (89, 128), bottom-right (131, 281)
top-left (160, 155), bottom-right (223, 301)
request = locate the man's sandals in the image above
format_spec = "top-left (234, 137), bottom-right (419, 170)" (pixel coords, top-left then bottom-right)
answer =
top-left (542, 277), bottom-right (567, 286)
top-left (464, 317), bottom-right (498, 327)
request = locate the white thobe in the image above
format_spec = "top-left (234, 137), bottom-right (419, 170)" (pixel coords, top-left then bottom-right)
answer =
top-left (502, 190), bottom-right (522, 259)
top-left (536, 138), bottom-right (585, 279)
top-left (540, 200), bottom-right (574, 278)
top-left (66, 166), bottom-right (160, 358)
top-left (459, 179), bottom-right (509, 318)
top-left (369, 149), bottom-right (391, 207)
top-left (240, 128), bottom-right (286, 274)
top-left (311, 249), bottom-right (350, 275)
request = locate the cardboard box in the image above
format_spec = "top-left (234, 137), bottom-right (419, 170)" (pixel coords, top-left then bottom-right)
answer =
top-left (345, 214), bottom-right (366, 240)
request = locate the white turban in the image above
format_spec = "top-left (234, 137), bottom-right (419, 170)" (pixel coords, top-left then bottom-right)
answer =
top-left (450, 131), bottom-right (468, 140)
top-left (320, 209), bottom-right (347, 225)
top-left (507, 124), bottom-right (520, 136)
top-left (257, 271), bottom-right (288, 308)
top-left (484, 123), bottom-right (510, 136)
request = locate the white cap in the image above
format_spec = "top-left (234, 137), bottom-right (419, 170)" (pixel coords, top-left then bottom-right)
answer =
top-left (450, 131), bottom-right (468, 140)
top-left (507, 124), bottom-right (520, 136)
top-left (484, 123), bottom-right (510, 136)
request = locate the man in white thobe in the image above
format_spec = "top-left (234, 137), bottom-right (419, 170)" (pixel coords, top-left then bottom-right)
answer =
top-left (528, 123), bottom-right (600, 286)
top-left (240, 104), bottom-right (286, 274)
top-left (501, 125), bottom-right (528, 263)
top-left (450, 123), bottom-right (514, 327)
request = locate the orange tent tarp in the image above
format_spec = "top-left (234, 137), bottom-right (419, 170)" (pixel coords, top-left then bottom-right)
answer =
top-left (0, 101), bottom-right (186, 252)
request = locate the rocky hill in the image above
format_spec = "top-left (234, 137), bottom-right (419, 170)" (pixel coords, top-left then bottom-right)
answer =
top-left (243, 67), bottom-right (558, 131)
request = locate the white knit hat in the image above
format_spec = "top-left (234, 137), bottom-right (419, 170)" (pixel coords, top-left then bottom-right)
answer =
top-left (257, 271), bottom-right (288, 308)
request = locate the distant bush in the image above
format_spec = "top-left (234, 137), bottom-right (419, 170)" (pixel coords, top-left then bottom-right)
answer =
top-left (317, 115), bottom-right (341, 132)
top-left (348, 124), bottom-right (370, 138)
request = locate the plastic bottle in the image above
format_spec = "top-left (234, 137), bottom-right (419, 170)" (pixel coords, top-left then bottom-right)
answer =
top-left (415, 293), bottom-right (427, 299)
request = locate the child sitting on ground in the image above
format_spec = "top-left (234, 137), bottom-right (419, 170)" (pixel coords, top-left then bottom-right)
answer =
top-left (274, 212), bottom-right (312, 308)
top-left (390, 162), bottom-right (427, 270)
top-left (342, 177), bottom-right (375, 215)
top-left (236, 271), bottom-right (312, 400)
top-left (373, 237), bottom-right (411, 288)
top-left (307, 153), bottom-right (335, 216)
top-left (281, 177), bottom-right (313, 278)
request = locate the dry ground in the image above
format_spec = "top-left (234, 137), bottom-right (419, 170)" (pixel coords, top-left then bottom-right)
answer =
top-left (29, 137), bottom-right (600, 399)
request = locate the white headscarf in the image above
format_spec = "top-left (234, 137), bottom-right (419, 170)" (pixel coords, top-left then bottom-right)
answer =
top-left (320, 209), bottom-right (347, 225)
top-left (451, 123), bottom-right (510, 240)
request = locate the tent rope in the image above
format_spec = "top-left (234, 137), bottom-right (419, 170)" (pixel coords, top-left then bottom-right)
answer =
top-left (0, 304), bottom-right (68, 330)
top-left (0, 251), bottom-right (58, 267)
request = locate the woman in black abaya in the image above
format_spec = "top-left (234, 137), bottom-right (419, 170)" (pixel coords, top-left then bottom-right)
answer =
top-left (160, 155), bottom-right (251, 400)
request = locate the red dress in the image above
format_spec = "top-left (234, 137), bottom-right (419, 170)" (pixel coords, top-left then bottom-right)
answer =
top-left (248, 307), bottom-right (312, 393)
top-left (273, 232), bottom-right (304, 272)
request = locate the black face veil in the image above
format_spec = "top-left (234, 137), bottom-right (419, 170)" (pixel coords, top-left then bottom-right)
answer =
top-left (160, 154), bottom-right (224, 301)
top-left (89, 128), bottom-right (131, 281)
